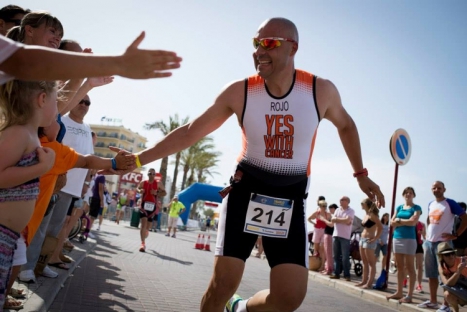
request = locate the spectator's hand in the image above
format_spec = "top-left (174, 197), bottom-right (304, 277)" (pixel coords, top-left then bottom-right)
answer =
top-left (331, 216), bottom-right (337, 223)
top-left (37, 146), bottom-right (56, 173)
top-left (442, 233), bottom-right (457, 240)
top-left (356, 176), bottom-right (385, 208)
top-left (119, 32), bottom-right (182, 79)
top-left (86, 76), bottom-right (114, 88)
top-left (457, 258), bottom-right (466, 272)
top-left (390, 220), bottom-right (399, 227)
top-left (54, 173), bottom-right (67, 193)
top-left (114, 150), bottom-right (136, 170)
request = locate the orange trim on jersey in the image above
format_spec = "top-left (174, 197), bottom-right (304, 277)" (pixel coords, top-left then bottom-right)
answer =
top-left (295, 69), bottom-right (314, 85)
top-left (306, 130), bottom-right (318, 176)
top-left (247, 75), bottom-right (264, 90)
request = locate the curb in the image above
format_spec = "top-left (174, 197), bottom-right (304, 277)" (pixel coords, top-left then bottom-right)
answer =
top-left (308, 271), bottom-right (427, 312)
top-left (10, 237), bottom-right (97, 312)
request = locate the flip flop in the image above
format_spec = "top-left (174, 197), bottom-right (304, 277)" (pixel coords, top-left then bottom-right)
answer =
top-left (3, 295), bottom-right (24, 310)
top-left (399, 296), bottom-right (412, 303)
top-left (48, 262), bottom-right (70, 271)
top-left (9, 287), bottom-right (26, 299)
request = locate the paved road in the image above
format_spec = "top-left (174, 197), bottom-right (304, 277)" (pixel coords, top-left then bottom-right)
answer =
top-left (49, 220), bottom-right (397, 312)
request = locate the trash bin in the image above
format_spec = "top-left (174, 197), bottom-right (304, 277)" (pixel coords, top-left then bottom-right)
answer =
top-left (130, 208), bottom-right (140, 228)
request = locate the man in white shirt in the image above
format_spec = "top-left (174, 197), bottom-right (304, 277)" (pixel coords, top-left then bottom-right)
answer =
top-left (417, 181), bottom-right (467, 310)
top-left (330, 196), bottom-right (355, 281)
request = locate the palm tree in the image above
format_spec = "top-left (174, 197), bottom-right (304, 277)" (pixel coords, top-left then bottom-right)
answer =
top-left (144, 114), bottom-right (189, 197)
top-left (194, 151), bottom-right (221, 183)
top-left (181, 139), bottom-right (221, 219)
top-left (179, 137), bottom-right (215, 190)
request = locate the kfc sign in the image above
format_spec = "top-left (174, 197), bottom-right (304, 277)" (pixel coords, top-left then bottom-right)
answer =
top-left (120, 172), bottom-right (143, 183)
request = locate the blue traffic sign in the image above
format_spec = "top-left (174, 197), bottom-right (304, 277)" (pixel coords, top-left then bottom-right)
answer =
top-left (389, 129), bottom-right (411, 165)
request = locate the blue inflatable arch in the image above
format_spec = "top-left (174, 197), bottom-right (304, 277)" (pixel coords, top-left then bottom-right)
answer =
top-left (177, 183), bottom-right (223, 224)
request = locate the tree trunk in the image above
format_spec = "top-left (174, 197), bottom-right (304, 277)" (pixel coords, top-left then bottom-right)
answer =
top-left (158, 156), bottom-right (168, 186)
top-left (170, 152), bottom-right (181, 198)
top-left (181, 164), bottom-right (189, 190)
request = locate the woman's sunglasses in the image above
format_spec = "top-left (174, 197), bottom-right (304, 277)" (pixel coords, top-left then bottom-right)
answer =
top-left (253, 37), bottom-right (297, 51)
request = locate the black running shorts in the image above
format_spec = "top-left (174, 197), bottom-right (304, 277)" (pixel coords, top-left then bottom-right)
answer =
top-left (216, 169), bottom-right (309, 268)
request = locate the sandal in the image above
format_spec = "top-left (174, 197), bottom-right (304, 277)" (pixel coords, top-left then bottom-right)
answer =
top-left (399, 296), bottom-right (412, 303)
top-left (48, 262), bottom-right (70, 270)
top-left (3, 295), bottom-right (24, 310)
top-left (59, 253), bottom-right (73, 263)
top-left (9, 287), bottom-right (26, 299)
top-left (63, 241), bottom-right (74, 251)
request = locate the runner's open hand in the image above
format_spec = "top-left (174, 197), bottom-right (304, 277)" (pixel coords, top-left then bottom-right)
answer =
top-left (356, 176), bottom-right (385, 208)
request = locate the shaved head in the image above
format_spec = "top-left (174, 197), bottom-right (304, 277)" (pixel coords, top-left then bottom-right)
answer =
top-left (259, 17), bottom-right (299, 43)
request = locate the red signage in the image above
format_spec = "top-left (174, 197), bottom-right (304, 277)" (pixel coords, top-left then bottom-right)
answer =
top-left (205, 202), bottom-right (219, 208)
top-left (155, 173), bottom-right (162, 182)
top-left (120, 172), bottom-right (143, 184)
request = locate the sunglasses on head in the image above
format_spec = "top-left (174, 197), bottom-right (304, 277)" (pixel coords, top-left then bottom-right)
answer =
top-left (79, 100), bottom-right (91, 106)
top-left (253, 37), bottom-right (297, 51)
top-left (5, 18), bottom-right (21, 26)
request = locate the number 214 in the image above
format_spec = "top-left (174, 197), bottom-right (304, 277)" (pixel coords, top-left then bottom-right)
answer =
top-left (251, 207), bottom-right (286, 226)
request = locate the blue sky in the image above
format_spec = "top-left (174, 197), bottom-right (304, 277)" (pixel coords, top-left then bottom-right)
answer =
top-left (15, 0), bottom-right (467, 220)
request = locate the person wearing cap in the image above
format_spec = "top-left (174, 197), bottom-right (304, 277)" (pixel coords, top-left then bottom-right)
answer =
top-left (437, 242), bottom-right (467, 312)
top-left (417, 181), bottom-right (467, 311)
top-left (166, 195), bottom-right (185, 238)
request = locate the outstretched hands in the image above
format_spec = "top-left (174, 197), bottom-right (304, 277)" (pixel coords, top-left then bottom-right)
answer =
top-left (99, 146), bottom-right (135, 175)
top-left (114, 149), bottom-right (136, 170)
top-left (119, 31), bottom-right (182, 79)
top-left (357, 176), bottom-right (385, 208)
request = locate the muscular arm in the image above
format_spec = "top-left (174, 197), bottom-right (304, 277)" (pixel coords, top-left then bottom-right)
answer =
top-left (318, 79), bottom-right (363, 173)
top-left (138, 81), bottom-right (243, 166)
top-left (317, 78), bottom-right (385, 207)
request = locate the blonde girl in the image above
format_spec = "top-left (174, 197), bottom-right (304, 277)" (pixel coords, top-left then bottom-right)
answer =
top-left (0, 79), bottom-right (57, 306)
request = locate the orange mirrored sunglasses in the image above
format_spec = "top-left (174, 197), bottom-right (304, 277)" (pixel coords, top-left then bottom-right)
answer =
top-left (253, 37), bottom-right (297, 50)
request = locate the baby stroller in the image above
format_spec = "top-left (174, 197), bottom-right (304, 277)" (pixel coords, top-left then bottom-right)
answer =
top-left (349, 231), bottom-right (363, 277)
top-left (308, 231), bottom-right (314, 255)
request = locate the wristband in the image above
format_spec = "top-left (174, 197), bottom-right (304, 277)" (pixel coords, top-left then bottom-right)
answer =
top-left (353, 168), bottom-right (368, 178)
top-left (111, 158), bottom-right (117, 170)
top-left (135, 155), bottom-right (142, 168)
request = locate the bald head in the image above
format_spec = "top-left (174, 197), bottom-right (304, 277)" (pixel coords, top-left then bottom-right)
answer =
top-left (259, 17), bottom-right (299, 43)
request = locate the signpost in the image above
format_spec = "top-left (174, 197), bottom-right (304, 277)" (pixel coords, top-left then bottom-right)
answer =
top-left (375, 129), bottom-right (412, 290)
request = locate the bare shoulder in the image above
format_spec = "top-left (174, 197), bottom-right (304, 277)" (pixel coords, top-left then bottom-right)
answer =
top-left (216, 79), bottom-right (246, 116)
top-left (189, 79), bottom-right (245, 134)
top-left (315, 77), bottom-right (342, 119)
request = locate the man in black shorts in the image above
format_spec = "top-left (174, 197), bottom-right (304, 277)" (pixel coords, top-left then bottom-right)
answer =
top-left (109, 17), bottom-right (385, 312)
top-left (136, 168), bottom-right (166, 252)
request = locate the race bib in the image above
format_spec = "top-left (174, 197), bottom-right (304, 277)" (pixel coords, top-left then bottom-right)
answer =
top-left (144, 202), bottom-right (155, 212)
top-left (244, 193), bottom-right (293, 238)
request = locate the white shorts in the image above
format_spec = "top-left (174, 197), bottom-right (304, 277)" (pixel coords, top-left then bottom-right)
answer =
top-left (12, 234), bottom-right (27, 266)
top-left (168, 216), bottom-right (179, 228)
